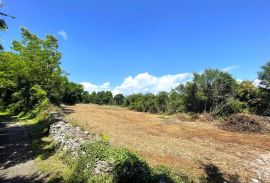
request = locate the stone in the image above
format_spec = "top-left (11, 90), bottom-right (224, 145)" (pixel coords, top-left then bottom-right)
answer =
top-left (48, 112), bottom-right (99, 158)
top-left (94, 161), bottom-right (114, 175)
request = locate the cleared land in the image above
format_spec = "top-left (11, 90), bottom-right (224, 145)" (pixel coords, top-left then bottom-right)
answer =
top-left (64, 104), bottom-right (270, 182)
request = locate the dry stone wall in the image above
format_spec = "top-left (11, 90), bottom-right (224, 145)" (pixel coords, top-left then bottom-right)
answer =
top-left (48, 112), bottom-right (115, 175)
top-left (48, 112), bottom-right (99, 156)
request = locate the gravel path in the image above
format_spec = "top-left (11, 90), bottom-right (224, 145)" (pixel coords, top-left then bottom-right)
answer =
top-left (0, 116), bottom-right (46, 183)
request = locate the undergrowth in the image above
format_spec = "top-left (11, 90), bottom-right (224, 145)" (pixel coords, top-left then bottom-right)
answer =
top-left (63, 140), bottom-right (192, 183)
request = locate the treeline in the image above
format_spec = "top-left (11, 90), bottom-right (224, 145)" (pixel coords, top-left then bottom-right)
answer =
top-left (124, 69), bottom-right (270, 116)
top-left (81, 68), bottom-right (270, 116)
top-left (1, 28), bottom-right (270, 118)
top-left (81, 91), bottom-right (124, 106)
top-left (0, 28), bottom-right (84, 116)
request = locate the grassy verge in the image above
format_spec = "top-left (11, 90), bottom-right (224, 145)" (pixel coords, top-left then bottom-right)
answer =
top-left (61, 140), bottom-right (192, 183)
top-left (18, 109), bottom-right (73, 182)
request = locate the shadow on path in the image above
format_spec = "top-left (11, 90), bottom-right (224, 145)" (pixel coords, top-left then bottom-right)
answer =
top-left (0, 114), bottom-right (46, 183)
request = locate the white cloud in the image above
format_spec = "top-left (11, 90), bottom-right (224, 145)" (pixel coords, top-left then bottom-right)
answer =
top-left (81, 72), bottom-right (192, 96)
top-left (57, 30), bottom-right (68, 40)
top-left (253, 79), bottom-right (262, 87)
top-left (81, 81), bottom-right (111, 93)
top-left (222, 65), bottom-right (240, 72)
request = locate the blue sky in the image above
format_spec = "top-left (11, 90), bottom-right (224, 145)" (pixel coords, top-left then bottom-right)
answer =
top-left (1, 0), bottom-right (270, 94)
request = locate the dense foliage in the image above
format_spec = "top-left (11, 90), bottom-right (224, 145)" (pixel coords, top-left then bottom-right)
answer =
top-left (0, 28), bottom-right (82, 115)
top-left (0, 2), bottom-right (15, 50)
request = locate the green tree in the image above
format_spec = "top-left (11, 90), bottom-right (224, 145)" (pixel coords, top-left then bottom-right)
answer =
top-left (0, 28), bottom-right (68, 114)
top-left (62, 82), bottom-right (84, 105)
top-left (236, 81), bottom-right (260, 112)
top-left (89, 92), bottom-right (98, 104)
top-left (156, 92), bottom-right (169, 113)
top-left (257, 61), bottom-right (270, 115)
top-left (181, 69), bottom-right (237, 114)
top-left (258, 61), bottom-right (270, 89)
top-left (82, 91), bottom-right (90, 103)
top-left (142, 94), bottom-right (158, 113)
top-left (12, 28), bottom-right (65, 104)
top-left (0, 2), bottom-right (15, 50)
top-left (125, 94), bottom-right (144, 112)
top-left (114, 93), bottom-right (125, 105)
top-left (96, 91), bottom-right (113, 105)
top-left (168, 91), bottom-right (184, 114)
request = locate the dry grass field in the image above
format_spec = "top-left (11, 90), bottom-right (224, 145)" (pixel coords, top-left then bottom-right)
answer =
top-left (64, 104), bottom-right (270, 182)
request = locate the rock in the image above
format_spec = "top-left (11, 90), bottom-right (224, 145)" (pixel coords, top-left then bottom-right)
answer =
top-left (48, 112), bottom-right (99, 157)
top-left (94, 161), bottom-right (114, 175)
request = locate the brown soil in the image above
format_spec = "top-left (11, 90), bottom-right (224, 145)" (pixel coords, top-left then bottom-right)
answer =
top-left (64, 104), bottom-right (270, 182)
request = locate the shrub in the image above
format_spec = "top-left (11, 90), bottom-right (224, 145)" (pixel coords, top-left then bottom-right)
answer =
top-left (220, 98), bottom-right (246, 116)
top-left (112, 151), bottom-right (152, 183)
top-left (69, 141), bottom-right (111, 182)
top-left (152, 165), bottom-right (174, 183)
top-left (114, 94), bottom-right (125, 106)
top-left (66, 140), bottom-right (192, 183)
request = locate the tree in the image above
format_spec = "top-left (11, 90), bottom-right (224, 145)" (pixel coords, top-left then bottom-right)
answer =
top-left (0, 28), bottom-right (67, 114)
top-left (62, 82), bottom-right (84, 105)
top-left (96, 91), bottom-right (113, 105)
top-left (257, 61), bottom-right (270, 115)
top-left (12, 28), bottom-right (65, 104)
top-left (114, 94), bottom-right (125, 105)
top-left (156, 92), bottom-right (169, 113)
top-left (236, 81), bottom-right (260, 112)
top-left (89, 92), bottom-right (98, 104)
top-left (124, 94), bottom-right (144, 112)
top-left (0, 2), bottom-right (15, 50)
top-left (168, 91), bottom-right (184, 114)
top-left (82, 91), bottom-right (90, 103)
top-left (142, 94), bottom-right (158, 113)
top-left (180, 69), bottom-right (237, 114)
top-left (258, 61), bottom-right (270, 89)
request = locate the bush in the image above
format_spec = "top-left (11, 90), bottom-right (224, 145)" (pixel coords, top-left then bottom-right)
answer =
top-left (8, 101), bottom-right (25, 115)
top-left (152, 165), bottom-right (174, 183)
top-left (130, 102), bottom-right (144, 112)
top-left (114, 94), bottom-right (125, 106)
top-left (69, 141), bottom-right (111, 182)
top-left (219, 98), bottom-right (246, 116)
top-left (112, 150), bottom-right (152, 183)
top-left (66, 140), bottom-right (192, 183)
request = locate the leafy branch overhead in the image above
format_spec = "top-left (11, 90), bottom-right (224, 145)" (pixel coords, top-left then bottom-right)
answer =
top-left (0, 2), bottom-right (15, 50)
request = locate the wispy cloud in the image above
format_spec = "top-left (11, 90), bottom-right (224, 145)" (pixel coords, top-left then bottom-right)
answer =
top-left (57, 30), bottom-right (68, 40)
top-left (81, 72), bottom-right (192, 96)
top-left (222, 65), bottom-right (240, 72)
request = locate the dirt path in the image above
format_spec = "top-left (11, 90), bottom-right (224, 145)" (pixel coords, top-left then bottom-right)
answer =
top-left (0, 115), bottom-right (46, 183)
top-left (65, 104), bottom-right (270, 182)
